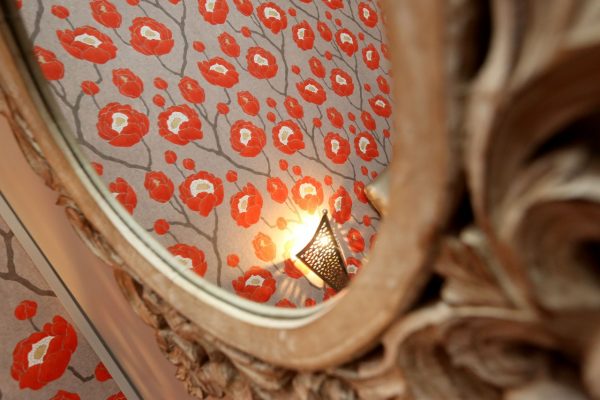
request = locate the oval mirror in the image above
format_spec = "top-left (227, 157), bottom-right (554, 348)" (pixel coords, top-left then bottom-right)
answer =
top-left (8, 0), bottom-right (393, 313)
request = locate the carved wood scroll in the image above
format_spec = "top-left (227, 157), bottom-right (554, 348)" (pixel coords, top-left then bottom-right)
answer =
top-left (2, 0), bottom-right (600, 398)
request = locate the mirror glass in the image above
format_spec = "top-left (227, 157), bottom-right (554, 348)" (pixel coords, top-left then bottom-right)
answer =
top-left (10, 0), bottom-right (393, 311)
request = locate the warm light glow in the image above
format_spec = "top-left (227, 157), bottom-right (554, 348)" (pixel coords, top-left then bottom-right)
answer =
top-left (287, 213), bottom-right (325, 288)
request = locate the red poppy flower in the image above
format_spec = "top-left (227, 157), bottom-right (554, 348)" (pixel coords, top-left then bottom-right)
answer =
top-left (347, 228), bottom-right (365, 252)
top-left (50, 390), bottom-right (80, 400)
top-left (358, 2), bottom-right (378, 28)
top-left (377, 75), bottom-right (390, 94)
top-left (354, 132), bottom-right (379, 161)
top-left (257, 2), bottom-right (287, 34)
top-left (97, 103), bottom-right (149, 147)
top-left (283, 258), bottom-right (303, 278)
top-left (57, 26), bottom-right (117, 64)
top-left (109, 177), bottom-right (137, 214)
top-left (317, 21), bottom-right (332, 41)
top-left (176, 77), bottom-right (204, 104)
top-left (323, 287), bottom-right (337, 301)
top-left (179, 171), bottom-right (224, 216)
top-left (292, 20), bottom-right (314, 50)
top-left (11, 316), bottom-right (77, 390)
top-left (361, 110), bottom-right (376, 130)
top-left (218, 32), bottom-right (240, 57)
top-left (296, 78), bottom-right (326, 105)
top-left (324, 132), bottom-right (350, 164)
top-left (362, 43), bottom-right (380, 70)
top-left (129, 17), bottom-right (174, 56)
top-left (230, 120), bottom-right (266, 157)
top-left (335, 28), bottom-right (358, 56)
top-left (272, 120), bottom-right (305, 154)
top-left (158, 104), bottom-right (203, 145)
top-left (252, 232), bottom-right (276, 262)
top-left (94, 362), bottom-right (112, 382)
top-left (154, 219), bottom-right (170, 235)
top-left (284, 96), bottom-right (303, 119)
top-left (230, 183), bottom-right (263, 228)
top-left (329, 186), bottom-right (352, 224)
top-left (330, 68), bottom-right (354, 97)
top-left (112, 68), bottom-right (144, 98)
top-left (51, 5), bottom-right (70, 18)
top-left (369, 95), bottom-right (392, 118)
top-left (246, 47), bottom-right (278, 79)
top-left (232, 266), bottom-right (276, 303)
top-left (346, 256), bottom-right (362, 277)
top-left (276, 298), bottom-right (296, 308)
top-left (308, 56), bottom-right (325, 78)
top-left (168, 243), bottom-right (207, 276)
top-left (291, 176), bottom-right (323, 213)
top-left (154, 77), bottom-right (168, 89)
top-left (233, 0), bottom-right (253, 16)
top-left (266, 177), bottom-right (287, 203)
top-left (322, 0), bottom-right (344, 9)
top-left (107, 392), bottom-right (126, 400)
top-left (237, 91), bottom-right (260, 116)
top-left (353, 181), bottom-right (368, 204)
top-left (198, 0), bottom-right (229, 25)
top-left (326, 107), bottom-right (344, 128)
top-left (90, 0), bottom-right (122, 28)
top-left (33, 46), bottom-right (64, 81)
top-left (81, 81), bottom-right (99, 95)
top-left (198, 57), bottom-right (239, 88)
top-left (14, 300), bottom-right (37, 320)
top-left (144, 171), bottom-right (174, 203)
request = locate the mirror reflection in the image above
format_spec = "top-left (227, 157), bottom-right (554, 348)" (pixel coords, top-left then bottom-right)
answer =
top-left (15, 0), bottom-right (393, 308)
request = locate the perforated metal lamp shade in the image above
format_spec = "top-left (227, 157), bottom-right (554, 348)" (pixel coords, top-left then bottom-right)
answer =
top-left (295, 210), bottom-right (349, 292)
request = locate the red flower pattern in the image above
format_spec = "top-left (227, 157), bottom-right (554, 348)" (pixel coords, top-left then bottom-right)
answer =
top-left (144, 171), bottom-right (174, 203)
top-left (291, 176), bottom-right (323, 213)
top-left (90, 0), bottom-right (122, 29)
top-left (33, 46), bottom-right (64, 80)
top-left (292, 20), bottom-right (315, 50)
top-left (232, 266), bottom-right (277, 303)
top-left (178, 76), bottom-right (205, 103)
top-left (179, 171), bottom-right (224, 216)
top-left (11, 316), bottom-right (78, 390)
top-left (109, 177), bottom-right (137, 214)
top-left (20, 0), bottom-right (392, 307)
top-left (257, 2), bottom-right (287, 34)
top-left (354, 132), bottom-right (379, 161)
top-left (129, 17), bottom-right (174, 56)
top-left (14, 300), bottom-right (37, 320)
top-left (57, 26), bottom-right (117, 64)
top-left (199, 0), bottom-right (229, 25)
top-left (272, 120), bottom-right (305, 154)
top-left (296, 78), bottom-right (327, 105)
top-left (246, 47), bottom-right (278, 79)
top-left (230, 183), bottom-right (263, 227)
top-left (230, 120), bottom-right (266, 157)
top-left (266, 177), bottom-right (288, 203)
top-left (97, 103), bottom-right (149, 147)
top-left (324, 132), bottom-right (350, 164)
top-left (168, 243), bottom-right (208, 276)
top-left (329, 186), bottom-right (352, 224)
top-left (198, 57), bottom-right (239, 88)
top-left (112, 68), bottom-right (143, 98)
top-left (158, 105), bottom-right (203, 145)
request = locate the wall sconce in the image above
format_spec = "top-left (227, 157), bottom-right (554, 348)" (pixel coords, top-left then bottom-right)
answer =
top-left (295, 210), bottom-right (349, 292)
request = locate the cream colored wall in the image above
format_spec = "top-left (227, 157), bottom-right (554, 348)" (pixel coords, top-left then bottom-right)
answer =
top-left (0, 117), bottom-right (193, 400)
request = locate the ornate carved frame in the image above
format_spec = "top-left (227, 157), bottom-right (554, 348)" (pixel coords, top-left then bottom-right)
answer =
top-left (1, 1), bottom-right (599, 398)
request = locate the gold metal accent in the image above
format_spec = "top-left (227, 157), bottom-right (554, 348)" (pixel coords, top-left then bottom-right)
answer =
top-left (295, 210), bottom-right (349, 292)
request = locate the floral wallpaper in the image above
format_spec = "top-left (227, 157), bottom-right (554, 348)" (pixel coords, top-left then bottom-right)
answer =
top-left (0, 215), bottom-right (124, 399)
top-left (16, 0), bottom-right (393, 307)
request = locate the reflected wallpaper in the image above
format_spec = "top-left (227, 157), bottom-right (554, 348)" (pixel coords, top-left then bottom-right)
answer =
top-left (17, 0), bottom-right (393, 307)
